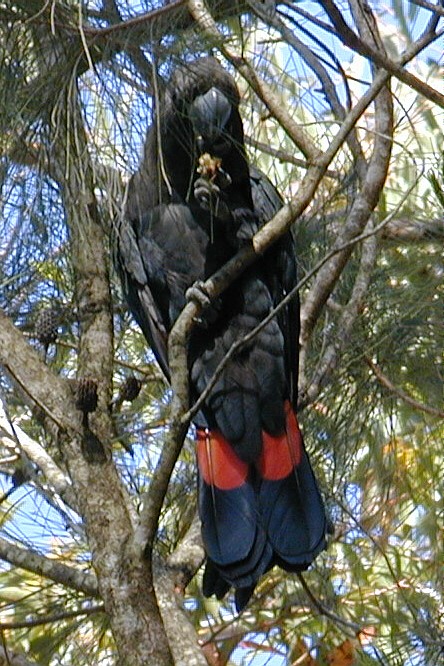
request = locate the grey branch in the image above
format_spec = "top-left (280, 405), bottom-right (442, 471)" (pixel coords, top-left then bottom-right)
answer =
top-left (167, 514), bottom-right (205, 592)
top-left (382, 216), bottom-right (444, 241)
top-left (0, 309), bottom-right (85, 434)
top-left (154, 560), bottom-right (208, 666)
top-left (302, 223), bottom-right (378, 406)
top-left (320, 0), bottom-right (444, 108)
top-left (0, 536), bottom-right (99, 597)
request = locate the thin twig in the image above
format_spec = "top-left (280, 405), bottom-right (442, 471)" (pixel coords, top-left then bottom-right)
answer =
top-left (365, 357), bottom-right (444, 419)
top-left (411, 0), bottom-right (444, 16)
top-left (320, 0), bottom-right (444, 108)
top-left (0, 604), bottom-right (104, 630)
top-left (297, 572), bottom-right (364, 636)
top-left (244, 136), bottom-right (341, 179)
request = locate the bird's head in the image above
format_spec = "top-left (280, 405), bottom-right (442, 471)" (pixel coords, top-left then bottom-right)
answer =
top-left (168, 57), bottom-right (243, 158)
top-left (189, 86), bottom-right (233, 155)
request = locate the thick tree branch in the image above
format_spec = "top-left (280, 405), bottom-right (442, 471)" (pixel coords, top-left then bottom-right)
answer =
top-left (312, 211), bottom-right (444, 243)
top-left (0, 312), bottom-right (170, 665)
top-left (0, 311), bottom-right (84, 434)
top-left (49, 79), bottom-right (172, 661)
top-left (154, 561), bottom-right (208, 666)
top-left (382, 215), bottom-right (444, 241)
top-left (0, 536), bottom-right (99, 597)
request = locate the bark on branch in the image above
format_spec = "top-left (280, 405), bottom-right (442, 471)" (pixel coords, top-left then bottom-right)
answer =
top-left (0, 536), bottom-right (99, 597)
top-left (300, 0), bottom-right (395, 369)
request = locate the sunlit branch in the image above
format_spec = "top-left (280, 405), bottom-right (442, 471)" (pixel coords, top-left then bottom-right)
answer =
top-left (0, 536), bottom-right (99, 597)
top-left (0, 399), bottom-right (75, 508)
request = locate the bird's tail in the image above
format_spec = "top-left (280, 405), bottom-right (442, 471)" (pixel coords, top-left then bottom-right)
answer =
top-left (196, 402), bottom-right (327, 611)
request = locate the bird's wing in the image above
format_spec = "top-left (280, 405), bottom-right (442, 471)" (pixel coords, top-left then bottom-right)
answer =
top-left (250, 165), bottom-right (300, 406)
top-left (114, 213), bottom-right (171, 381)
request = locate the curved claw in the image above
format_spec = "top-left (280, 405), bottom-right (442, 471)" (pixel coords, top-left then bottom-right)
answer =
top-left (186, 280), bottom-right (212, 308)
top-left (194, 177), bottom-right (218, 208)
top-left (186, 281), bottom-right (221, 327)
top-left (216, 167), bottom-right (232, 190)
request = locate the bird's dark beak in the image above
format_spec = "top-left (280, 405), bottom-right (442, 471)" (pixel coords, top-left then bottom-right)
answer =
top-left (189, 87), bottom-right (232, 153)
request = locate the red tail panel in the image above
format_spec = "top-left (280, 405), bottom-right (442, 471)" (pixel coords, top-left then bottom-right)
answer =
top-left (257, 402), bottom-right (302, 481)
top-left (197, 429), bottom-right (249, 490)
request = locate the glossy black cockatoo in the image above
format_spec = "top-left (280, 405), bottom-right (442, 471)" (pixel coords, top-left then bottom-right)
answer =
top-left (116, 57), bottom-right (327, 610)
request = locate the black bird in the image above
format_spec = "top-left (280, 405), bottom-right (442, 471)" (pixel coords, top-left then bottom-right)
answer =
top-left (116, 57), bottom-right (327, 610)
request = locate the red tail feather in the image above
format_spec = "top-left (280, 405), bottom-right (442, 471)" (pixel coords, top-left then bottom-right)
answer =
top-left (197, 429), bottom-right (248, 490)
top-left (257, 401), bottom-right (302, 480)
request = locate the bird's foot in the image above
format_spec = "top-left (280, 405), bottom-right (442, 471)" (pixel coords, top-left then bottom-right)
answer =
top-left (186, 281), bottom-right (220, 327)
top-left (186, 280), bottom-right (211, 308)
top-left (194, 177), bottom-right (230, 221)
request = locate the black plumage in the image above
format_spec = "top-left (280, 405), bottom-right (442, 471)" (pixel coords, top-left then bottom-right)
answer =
top-left (116, 57), bottom-right (327, 610)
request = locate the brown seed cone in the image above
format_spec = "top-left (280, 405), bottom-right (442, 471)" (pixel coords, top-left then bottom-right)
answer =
top-left (119, 375), bottom-right (142, 402)
top-left (35, 308), bottom-right (58, 347)
top-left (75, 378), bottom-right (98, 414)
